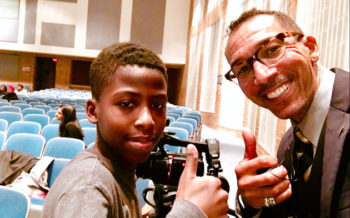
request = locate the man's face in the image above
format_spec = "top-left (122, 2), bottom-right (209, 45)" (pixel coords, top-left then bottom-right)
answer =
top-left (225, 15), bottom-right (320, 122)
top-left (89, 65), bottom-right (167, 170)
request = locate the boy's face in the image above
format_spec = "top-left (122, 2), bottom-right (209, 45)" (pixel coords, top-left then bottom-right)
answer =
top-left (88, 65), bottom-right (167, 170)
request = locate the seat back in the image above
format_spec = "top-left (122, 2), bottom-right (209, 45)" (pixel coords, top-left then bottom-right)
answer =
top-left (0, 106), bottom-right (21, 113)
top-left (166, 112), bottom-right (180, 120)
top-left (5, 133), bottom-right (46, 157)
top-left (168, 109), bottom-right (183, 117)
top-left (164, 126), bottom-right (188, 152)
top-left (9, 100), bottom-right (26, 105)
top-left (12, 103), bottom-right (31, 111)
top-left (7, 121), bottom-right (41, 138)
top-left (33, 105), bottom-right (52, 113)
top-left (50, 117), bottom-right (60, 124)
top-left (43, 137), bottom-right (85, 159)
top-left (183, 114), bottom-right (200, 124)
top-left (0, 131), bottom-right (6, 150)
top-left (0, 186), bottom-right (31, 218)
top-left (47, 158), bottom-right (70, 187)
top-left (23, 114), bottom-right (50, 129)
top-left (166, 116), bottom-right (175, 125)
top-left (76, 112), bottom-right (86, 120)
top-left (170, 121), bottom-right (193, 136)
top-left (177, 118), bottom-right (197, 132)
top-left (46, 110), bottom-right (58, 121)
top-left (0, 112), bottom-right (22, 126)
top-left (41, 124), bottom-right (59, 142)
top-left (22, 108), bottom-right (45, 116)
top-left (0, 102), bottom-right (11, 107)
top-left (79, 119), bottom-right (96, 128)
top-left (82, 127), bottom-right (97, 145)
top-left (0, 118), bottom-right (8, 131)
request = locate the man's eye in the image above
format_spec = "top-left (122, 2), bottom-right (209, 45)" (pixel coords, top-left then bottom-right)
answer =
top-left (120, 102), bottom-right (134, 108)
top-left (237, 64), bottom-right (250, 76)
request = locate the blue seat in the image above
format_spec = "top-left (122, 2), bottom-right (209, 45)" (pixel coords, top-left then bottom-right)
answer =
top-left (31, 158), bottom-right (70, 206)
top-left (28, 102), bottom-right (45, 107)
top-left (0, 186), bottom-right (31, 218)
top-left (23, 114), bottom-right (50, 129)
top-left (167, 116), bottom-right (175, 125)
top-left (50, 117), bottom-right (60, 124)
top-left (41, 124), bottom-right (59, 142)
top-left (12, 103), bottom-right (31, 111)
top-left (43, 137), bottom-right (85, 159)
top-left (76, 112), bottom-right (87, 120)
top-left (9, 100), bottom-right (26, 105)
top-left (0, 102), bottom-right (11, 107)
top-left (183, 114), bottom-right (200, 125)
top-left (164, 126), bottom-right (189, 152)
top-left (48, 103), bottom-right (60, 108)
top-left (177, 118), bottom-right (197, 132)
top-left (0, 112), bottom-right (22, 125)
top-left (22, 108), bottom-right (45, 116)
top-left (168, 109), bottom-right (183, 117)
top-left (7, 121), bottom-right (41, 138)
top-left (86, 142), bottom-right (94, 149)
top-left (166, 112), bottom-right (180, 120)
top-left (136, 178), bottom-right (150, 207)
top-left (170, 121), bottom-right (193, 137)
top-left (33, 105), bottom-right (52, 113)
top-left (79, 119), bottom-right (96, 128)
top-left (46, 110), bottom-right (58, 121)
top-left (82, 127), bottom-right (97, 145)
top-left (0, 118), bottom-right (8, 131)
top-left (0, 106), bottom-right (21, 113)
top-left (5, 133), bottom-right (46, 157)
top-left (0, 131), bottom-right (6, 150)
top-left (164, 126), bottom-right (188, 140)
top-left (184, 112), bottom-right (202, 122)
top-left (0, 99), bottom-right (9, 103)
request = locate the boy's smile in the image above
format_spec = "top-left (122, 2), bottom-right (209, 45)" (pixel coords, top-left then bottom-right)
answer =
top-left (88, 65), bottom-right (167, 171)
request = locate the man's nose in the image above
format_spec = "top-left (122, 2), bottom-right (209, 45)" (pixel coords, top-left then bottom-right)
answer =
top-left (252, 60), bottom-right (277, 85)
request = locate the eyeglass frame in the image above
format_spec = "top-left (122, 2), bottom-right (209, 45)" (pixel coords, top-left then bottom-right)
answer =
top-left (225, 32), bottom-right (304, 83)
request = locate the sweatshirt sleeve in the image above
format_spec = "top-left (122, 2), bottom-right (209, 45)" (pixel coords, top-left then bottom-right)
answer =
top-left (166, 198), bottom-right (207, 218)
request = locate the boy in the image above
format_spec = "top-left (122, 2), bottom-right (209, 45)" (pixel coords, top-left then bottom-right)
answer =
top-left (42, 42), bottom-right (228, 217)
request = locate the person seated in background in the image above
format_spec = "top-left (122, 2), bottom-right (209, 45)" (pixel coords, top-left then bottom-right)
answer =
top-left (55, 104), bottom-right (84, 140)
top-left (15, 84), bottom-right (28, 96)
top-left (2, 85), bottom-right (18, 102)
top-left (42, 42), bottom-right (228, 218)
top-left (0, 85), bottom-right (7, 96)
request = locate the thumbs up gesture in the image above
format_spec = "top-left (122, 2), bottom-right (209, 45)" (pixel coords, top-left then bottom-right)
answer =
top-left (175, 144), bottom-right (229, 218)
top-left (235, 129), bottom-right (292, 209)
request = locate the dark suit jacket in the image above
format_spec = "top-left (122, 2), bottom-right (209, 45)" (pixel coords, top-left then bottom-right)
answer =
top-left (276, 68), bottom-right (349, 217)
top-left (239, 68), bottom-right (349, 218)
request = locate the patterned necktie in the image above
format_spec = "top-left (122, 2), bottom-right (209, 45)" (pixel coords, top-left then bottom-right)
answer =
top-left (293, 128), bottom-right (313, 183)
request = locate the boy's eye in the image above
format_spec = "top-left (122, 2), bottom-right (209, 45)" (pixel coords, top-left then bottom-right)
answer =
top-left (152, 102), bottom-right (165, 110)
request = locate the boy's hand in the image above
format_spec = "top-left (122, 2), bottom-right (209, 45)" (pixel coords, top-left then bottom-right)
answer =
top-left (176, 144), bottom-right (229, 218)
top-left (235, 129), bottom-right (292, 209)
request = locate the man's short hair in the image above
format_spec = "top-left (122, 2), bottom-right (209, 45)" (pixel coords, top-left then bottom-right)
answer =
top-left (227, 8), bottom-right (304, 36)
top-left (89, 42), bottom-right (167, 100)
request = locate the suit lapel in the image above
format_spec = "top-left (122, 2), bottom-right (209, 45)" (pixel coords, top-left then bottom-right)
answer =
top-left (320, 106), bottom-right (350, 216)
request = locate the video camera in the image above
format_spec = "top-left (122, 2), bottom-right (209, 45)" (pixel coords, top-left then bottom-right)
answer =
top-left (136, 131), bottom-right (234, 217)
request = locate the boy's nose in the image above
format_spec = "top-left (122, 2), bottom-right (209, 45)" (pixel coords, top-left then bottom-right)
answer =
top-left (135, 107), bottom-right (155, 130)
top-left (252, 60), bottom-right (277, 85)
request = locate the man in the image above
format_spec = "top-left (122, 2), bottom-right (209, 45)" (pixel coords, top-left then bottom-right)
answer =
top-left (225, 8), bottom-right (349, 217)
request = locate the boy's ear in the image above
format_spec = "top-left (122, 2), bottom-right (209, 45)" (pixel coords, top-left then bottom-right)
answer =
top-left (86, 99), bottom-right (98, 124)
top-left (303, 35), bottom-right (319, 64)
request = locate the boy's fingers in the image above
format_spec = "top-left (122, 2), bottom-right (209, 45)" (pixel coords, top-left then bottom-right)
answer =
top-left (242, 128), bottom-right (258, 160)
top-left (182, 144), bottom-right (199, 180)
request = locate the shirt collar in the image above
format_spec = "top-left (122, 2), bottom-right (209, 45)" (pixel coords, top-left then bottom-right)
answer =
top-left (296, 66), bottom-right (335, 147)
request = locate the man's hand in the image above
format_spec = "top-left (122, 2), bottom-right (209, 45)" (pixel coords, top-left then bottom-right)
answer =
top-left (235, 129), bottom-right (292, 209)
top-left (176, 144), bottom-right (229, 218)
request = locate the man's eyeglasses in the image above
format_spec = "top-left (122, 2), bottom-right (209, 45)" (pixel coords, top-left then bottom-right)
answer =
top-left (225, 32), bottom-right (304, 83)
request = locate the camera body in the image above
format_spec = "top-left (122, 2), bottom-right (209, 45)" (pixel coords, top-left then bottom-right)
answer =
top-left (136, 132), bottom-right (227, 217)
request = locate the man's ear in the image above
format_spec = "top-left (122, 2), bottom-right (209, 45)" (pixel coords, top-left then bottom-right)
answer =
top-left (303, 36), bottom-right (319, 64)
top-left (86, 99), bottom-right (98, 124)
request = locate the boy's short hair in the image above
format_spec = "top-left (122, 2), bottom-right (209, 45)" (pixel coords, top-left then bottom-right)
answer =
top-left (89, 42), bottom-right (168, 100)
top-left (227, 8), bottom-right (304, 36)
